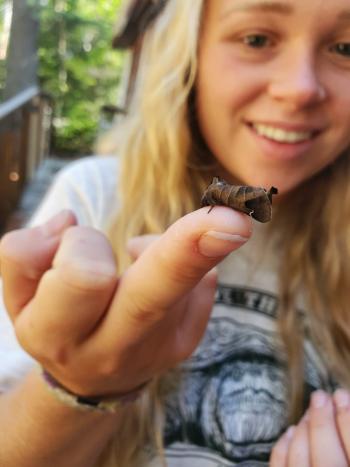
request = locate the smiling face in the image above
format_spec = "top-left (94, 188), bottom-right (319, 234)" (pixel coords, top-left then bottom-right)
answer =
top-left (196, 0), bottom-right (350, 194)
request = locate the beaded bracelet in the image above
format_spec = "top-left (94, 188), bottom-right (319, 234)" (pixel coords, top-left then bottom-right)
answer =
top-left (40, 367), bottom-right (148, 414)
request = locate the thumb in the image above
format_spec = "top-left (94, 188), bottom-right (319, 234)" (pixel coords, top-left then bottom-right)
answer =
top-left (0, 210), bottom-right (77, 318)
top-left (113, 206), bottom-right (252, 318)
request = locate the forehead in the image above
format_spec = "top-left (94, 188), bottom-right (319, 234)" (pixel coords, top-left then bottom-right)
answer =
top-left (204, 0), bottom-right (350, 21)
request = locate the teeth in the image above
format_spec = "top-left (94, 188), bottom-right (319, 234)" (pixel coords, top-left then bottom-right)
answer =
top-left (253, 123), bottom-right (313, 143)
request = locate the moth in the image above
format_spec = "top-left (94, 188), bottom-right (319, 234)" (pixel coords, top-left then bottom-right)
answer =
top-left (201, 177), bottom-right (278, 223)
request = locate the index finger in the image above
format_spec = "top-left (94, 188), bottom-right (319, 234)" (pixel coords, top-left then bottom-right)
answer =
top-left (99, 206), bottom-right (252, 337)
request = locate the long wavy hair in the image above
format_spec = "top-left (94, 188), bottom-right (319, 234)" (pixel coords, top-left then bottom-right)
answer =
top-left (96, 1), bottom-right (350, 465)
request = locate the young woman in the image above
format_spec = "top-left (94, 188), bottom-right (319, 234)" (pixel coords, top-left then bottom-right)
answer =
top-left (1, 1), bottom-right (350, 466)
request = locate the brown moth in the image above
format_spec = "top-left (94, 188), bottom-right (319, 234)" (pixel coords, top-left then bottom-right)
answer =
top-left (201, 177), bottom-right (278, 223)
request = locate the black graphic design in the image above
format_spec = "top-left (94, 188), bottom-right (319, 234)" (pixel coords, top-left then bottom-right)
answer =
top-left (164, 285), bottom-right (334, 466)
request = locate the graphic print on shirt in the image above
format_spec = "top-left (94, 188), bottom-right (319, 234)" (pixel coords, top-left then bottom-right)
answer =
top-left (163, 284), bottom-right (333, 465)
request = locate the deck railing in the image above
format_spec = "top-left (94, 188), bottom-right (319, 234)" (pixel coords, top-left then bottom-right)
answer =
top-left (0, 86), bottom-right (52, 232)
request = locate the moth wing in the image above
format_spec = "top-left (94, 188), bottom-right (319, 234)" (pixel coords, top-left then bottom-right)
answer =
top-left (226, 186), bottom-right (252, 214)
top-left (245, 193), bottom-right (272, 223)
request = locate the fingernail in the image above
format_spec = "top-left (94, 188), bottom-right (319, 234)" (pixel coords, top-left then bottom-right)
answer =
top-left (312, 390), bottom-right (329, 409)
top-left (41, 210), bottom-right (73, 237)
top-left (334, 389), bottom-right (350, 411)
top-left (198, 231), bottom-right (249, 257)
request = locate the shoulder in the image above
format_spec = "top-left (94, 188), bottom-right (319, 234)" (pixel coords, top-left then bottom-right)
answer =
top-left (53, 155), bottom-right (119, 200)
top-left (29, 155), bottom-right (120, 231)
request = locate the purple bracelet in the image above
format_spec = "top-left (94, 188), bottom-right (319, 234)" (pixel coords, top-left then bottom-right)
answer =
top-left (41, 367), bottom-right (148, 413)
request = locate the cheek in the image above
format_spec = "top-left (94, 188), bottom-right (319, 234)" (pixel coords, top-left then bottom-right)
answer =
top-left (196, 47), bottom-right (268, 127)
top-left (198, 47), bottom-right (261, 108)
top-left (326, 102), bottom-right (350, 158)
top-left (337, 110), bottom-right (350, 148)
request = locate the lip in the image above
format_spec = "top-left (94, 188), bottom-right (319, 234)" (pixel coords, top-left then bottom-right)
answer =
top-left (245, 121), bottom-right (324, 161)
top-left (246, 120), bottom-right (325, 133)
top-left (245, 120), bottom-right (325, 135)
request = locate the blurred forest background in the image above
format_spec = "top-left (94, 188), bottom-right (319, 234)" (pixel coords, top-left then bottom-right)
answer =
top-left (0, 0), bottom-right (124, 155)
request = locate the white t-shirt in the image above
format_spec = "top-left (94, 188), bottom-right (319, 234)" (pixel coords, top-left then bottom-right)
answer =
top-left (0, 155), bottom-right (336, 466)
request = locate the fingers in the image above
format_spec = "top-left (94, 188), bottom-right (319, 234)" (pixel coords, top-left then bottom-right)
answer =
top-left (176, 268), bottom-right (218, 360)
top-left (14, 226), bottom-right (119, 359)
top-left (270, 426), bottom-right (295, 466)
top-left (308, 390), bottom-right (348, 467)
top-left (0, 210), bottom-right (76, 319)
top-left (287, 412), bottom-right (310, 466)
top-left (334, 389), bottom-right (350, 463)
top-left (115, 206), bottom-right (251, 317)
top-left (270, 389), bottom-right (350, 467)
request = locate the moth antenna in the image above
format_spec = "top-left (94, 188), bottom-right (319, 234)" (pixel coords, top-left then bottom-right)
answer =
top-left (268, 186), bottom-right (278, 203)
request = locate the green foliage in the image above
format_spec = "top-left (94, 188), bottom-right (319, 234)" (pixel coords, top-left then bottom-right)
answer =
top-left (0, 61), bottom-right (6, 101)
top-left (34, 0), bottom-right (124, 155)
top-left (0, 0), bottom-right (11, 101)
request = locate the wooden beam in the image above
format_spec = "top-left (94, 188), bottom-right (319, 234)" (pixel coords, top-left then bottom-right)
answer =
top-left (0, 85), bottom-right (38, 120)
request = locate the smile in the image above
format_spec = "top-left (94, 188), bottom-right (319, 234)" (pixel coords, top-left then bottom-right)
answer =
top-left (251, 123), bottom-right (316, 144)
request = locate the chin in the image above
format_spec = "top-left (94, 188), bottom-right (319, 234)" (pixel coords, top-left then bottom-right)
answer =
top-left (239, 171), bottom-right (304, 194)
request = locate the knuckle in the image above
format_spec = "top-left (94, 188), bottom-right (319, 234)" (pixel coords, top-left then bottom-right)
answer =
top-left (160, 254), bottom-right (203, 286)
top-left (97, 355), bottom-right (124, 378)
top-left (124, 291), bottom-right (162, 325)
top-left (14, 316), bottom-right (75, 368)
top-left (15, 325), bottom-right (60, 366)
top-left (128, 306), bottom-right (161, 328)
top-left (0, 230), bottom-right (22, 261)
top-left (14, 324), bottom-right (34, 356)
top-left (311, 411), bottom-right (331, 429)
top-left (61, 225), bottom-right (107, 246)
top-left (153, 239), bottom-right (205, 285)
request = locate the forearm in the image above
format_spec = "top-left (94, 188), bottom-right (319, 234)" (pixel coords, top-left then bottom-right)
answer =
top-left (0, 368), bottom-right (123, 467)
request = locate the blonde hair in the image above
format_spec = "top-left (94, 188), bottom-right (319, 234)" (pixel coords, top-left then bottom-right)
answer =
top-left (103, 0), bottom-right (209, 275)
top-left (275, 150), bottom-right (350, 421)
top-left (96, 0), bottom-right (350, 465)
top-left (97, 1), bottom-right (206, 466)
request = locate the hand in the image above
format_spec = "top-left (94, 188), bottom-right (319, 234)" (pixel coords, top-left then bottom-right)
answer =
top-left (270, 389), bottom-right (350, 466)
top-left (0, 206), bottom-right (251, 397)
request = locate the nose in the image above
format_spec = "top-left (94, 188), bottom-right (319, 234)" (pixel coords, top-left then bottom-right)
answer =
top-left (268, 49), bottom-right (327, 109)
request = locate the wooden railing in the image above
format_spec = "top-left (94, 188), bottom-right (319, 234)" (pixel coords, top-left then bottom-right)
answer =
top-left (0, 86), bottom-right (52, 233)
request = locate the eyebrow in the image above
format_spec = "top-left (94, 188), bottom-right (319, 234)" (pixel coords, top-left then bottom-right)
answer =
top-left (221, 0), bottom-right (293, 18)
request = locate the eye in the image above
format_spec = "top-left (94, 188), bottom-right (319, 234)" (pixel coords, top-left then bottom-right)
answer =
top-left (243, 34), bottom-right (270, 48)
top-left (331, 43), bottom-right (350, 57)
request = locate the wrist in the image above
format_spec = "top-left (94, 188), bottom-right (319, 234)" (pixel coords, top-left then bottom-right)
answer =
top-left (40, 366), bottom-right (149, 414)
